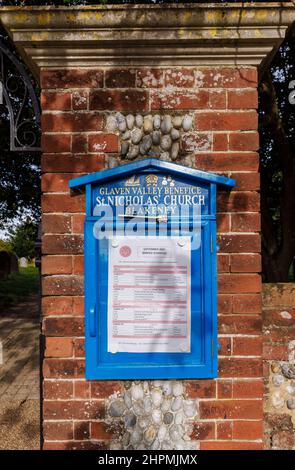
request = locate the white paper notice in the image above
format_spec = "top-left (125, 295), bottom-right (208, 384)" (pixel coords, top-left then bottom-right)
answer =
top-left (107, 236), bottom-right (191, 353)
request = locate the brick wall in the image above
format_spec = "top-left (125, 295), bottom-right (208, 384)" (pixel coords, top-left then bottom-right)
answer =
top-left (41, 66), bottom-right (262, 450)
top-left (263, 284), bottom-right (295, 450)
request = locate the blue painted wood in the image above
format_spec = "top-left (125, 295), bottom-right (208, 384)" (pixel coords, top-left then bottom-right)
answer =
top-left (70, 159), bottom-right (235, 380)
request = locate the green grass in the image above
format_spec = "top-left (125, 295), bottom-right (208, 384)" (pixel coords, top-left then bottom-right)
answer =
top-left (0, 266), bottom-right (39, 306)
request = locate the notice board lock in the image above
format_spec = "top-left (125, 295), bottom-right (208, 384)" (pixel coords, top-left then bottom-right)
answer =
top-left (69, 158), bottom-right (234, 380)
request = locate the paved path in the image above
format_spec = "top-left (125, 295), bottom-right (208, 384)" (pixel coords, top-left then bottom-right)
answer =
top-left (0, 295), bottom-right (40, 449)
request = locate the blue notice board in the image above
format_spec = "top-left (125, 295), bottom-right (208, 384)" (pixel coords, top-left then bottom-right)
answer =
top-left (69, 158), bottom-right (235, 380)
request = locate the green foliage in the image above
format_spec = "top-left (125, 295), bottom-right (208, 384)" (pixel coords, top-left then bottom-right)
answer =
top-left (0, 266), bottom-right (39, 305)
top-left (9, 220), bottom-right (38, 260)
top-left (0, 239), bottom-right (12, 251)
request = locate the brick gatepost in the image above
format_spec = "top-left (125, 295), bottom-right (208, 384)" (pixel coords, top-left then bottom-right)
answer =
top-left (1, 3), bottom-right (294, 450)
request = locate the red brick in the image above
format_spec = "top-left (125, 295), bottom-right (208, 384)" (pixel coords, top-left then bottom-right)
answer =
top-left (165, 68), bottom-right (194, 88)
top-left (233, 379), bottom-right (264, 399)
top-left (43, 225), bottom-right (84, 251)
top-left (105, 69), bottom-right (136, 88)
top-left (73, 91), bottom-right (88, 110)
top-left (231, 254), bottom-right (261, 273)
top-left (227, 90), bottom-right (258, 109)
top-left (218, 254), bottom-right (230, 273)
top-left (218, 234), bottom-right (260, 253)
top-left (233, 173), bottom-right (260, 191)
top-left (218, 294), bottom-right (232, 314)
top-left (91, 421), bottom-right (118, 440)
top-left (217, 421), bottom-right (233, 439)
top-left (200, 399), bottom-right (263, 420)
top-left (42, 194), bottom-right (85, 213)
top-left (43, 380), bottom-right (73, 400)
top-left (263, 309), bottom-right (295, 327)
top-left (263, 343), bottom-right (288, 361)
top-left (231, 213), bottom-right (260, 232)
top-left (90, 90), bottom-right (148, 111)
top-left (42, 214), bottom-right (71, 234)
top-left (45, 337), bottom-right (73, 358)
top-left (41, 92), bottom-right (72, 111)
top-left (41, 69), bottom-right (103, 89)
top-left (73, 255), bottom-right (84, 275)
top-left (42, 113), bottom-right (104, 132)
top-left (191, 422), bottom-right (215, 440)
top-left (151, 90), bottom-right (208, 110)
top-left (213, 133), bottom-right (228, 151)
top-left (43, 317), bottom-right (84, 336)
top-left (136, 69), bottom-right (164, 88)
top-left (181, 133), bottom-right (212, 152)
top-left (233, 337), bottom-right (262, 356)
top-left (219, 315), bottom-right (261, 335)
top-left (74, 380), bottom-right (90, 399)
top-left (218, 357), bottom-right (262, 378)
top-left (201, 68), bottom-right (257, 88)
top-left (73, 338), bottom-right (85, 357)
top-left (217, 379), bottom-right (232, 398)
top-left (185, 380), bottom-right (216, 399)
top-left (195, 111), bottom-right (257, 131)
top-left (217, 214), bottom-right (230, 233)
top-left (42, 173), bottom-right (76, 193)
top-left (42, 153), bottom-right (105, 173)
top-left (217, 192), bottom-right (260, 212)
top-left (201, 441), bottom-right (262, 450)
top-left (218, 337), bottom-right (231, 356)
top-left (43, 441), bottom-right (106, 450)
top-left (74, 421), bottom-right (90, 440)
top-left (43, 400), bottom-right (104, 420)
top-left (91, 381), bottom-right (122, 399)
top-left (42, 296), bottom-right (71, 316)
top-left (229, 132), bottom-right (259, 151)
top-left (43, 359), bottom-right (85, 379)
top-left (88, 134), bottom-right (118, 153)
top-left (232, 294), bottom-right (262, 314)
top-left (209, 91), bottom-right (227, 109)
top-left (42, 134), bottom-right (71, 153)
top-left (233, 421), bottom-right (263, 440)
top-left (42, 275), bottom-right (84, 296)
top-left (195, 153), bottom-right (259, 172)
top-left (43, 421), bottom-right (73, 440)
top-left (218, 274), bottom-right (261, 293)
top-left (42, 255), bottom-right (72, 275)
top-left (72, 134), bottom-right (88, 153)
top-left (72, 215), bottom-right (85, 234)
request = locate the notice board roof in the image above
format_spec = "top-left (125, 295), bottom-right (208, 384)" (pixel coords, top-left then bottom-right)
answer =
top-left (69, 158), bottom-right (235, 190)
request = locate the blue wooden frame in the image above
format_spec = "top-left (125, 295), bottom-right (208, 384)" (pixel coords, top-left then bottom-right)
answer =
top-left (69, 159), bottom-right (235, 380)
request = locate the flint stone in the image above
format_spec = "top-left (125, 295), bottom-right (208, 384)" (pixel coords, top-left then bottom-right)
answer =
top-left (152, 409), bottom-right (162, 424)
top-left (122, 130), bottom-right (131, 140)
top-left (281, 364), bottom-right (295, 379)
top-left (161, 135), bottom-right (172, 151)
top-left (138, 417), bottom-right (150, 429)
top-left (272, 374), bottom-right (284, 387)
top-left (127, 145), bottom-right (139, 160)
top-left (126, 114), bottom-right (135, 129)
top-left (151, 389), bottom-right (163, 407)
top-left (286, 398), bottom-right (295, 410)
top-left (173, 382), bottom-right (183, 397)
top-left (143, 115), bottom-right (153, 134)
top-left (131, 384), bottom-right (144, 400)
top-left (153, 115), bottom-right (161, 130)
top-left (169, 424), bottom-right (184, 443)
top-left (158, 425), bottom-right (167, 441)
top-left (163, 412), bottom-right (174, 425)
top-left (131, 128), bottom-right (143, 144)
top-left (171, 142), bottom-right (179, 160)
top-left (182, 115), bottom-right (193, 131)
top-left (161, 397), bottom-right (172, 412)
top-left (133, 400), bottom-right (145, 416)
top-left (124, 391), bottom-right (132, 409)
top-left (162, 381), bottom-right (172, 396)
top-left (151, 439), bottom-right (161, 450)
top-left (108, 157), bottom-right (118, 168)
top-left (171, 396), bottom-right (182, 412)
top-left (125, 412), bottom-right (137, 429)
top-left (130, 428), bottom-right (143, 446)
top-left (106, 115), bottom-right (118, 131)
top-left (161, 115), bottom-right (172, 134)
top-left (144, 425), bottom-right (157, 445)
top-left (171, 128), bottom-right (180, 141)
top-left (108, 400), bottom-right (125, 417)
top-left (135, 114), bottom-right (143, 127)
top-left (183, 400), bottom-right (197, 418)
top-left (152, 130), bottom-right (161, 145)
top-left (120, 141), bottom-right (129, 156)
top-left (172, 116), bottom-right (183, 128)
top-left (160, 152), bottom-right (171, 162)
